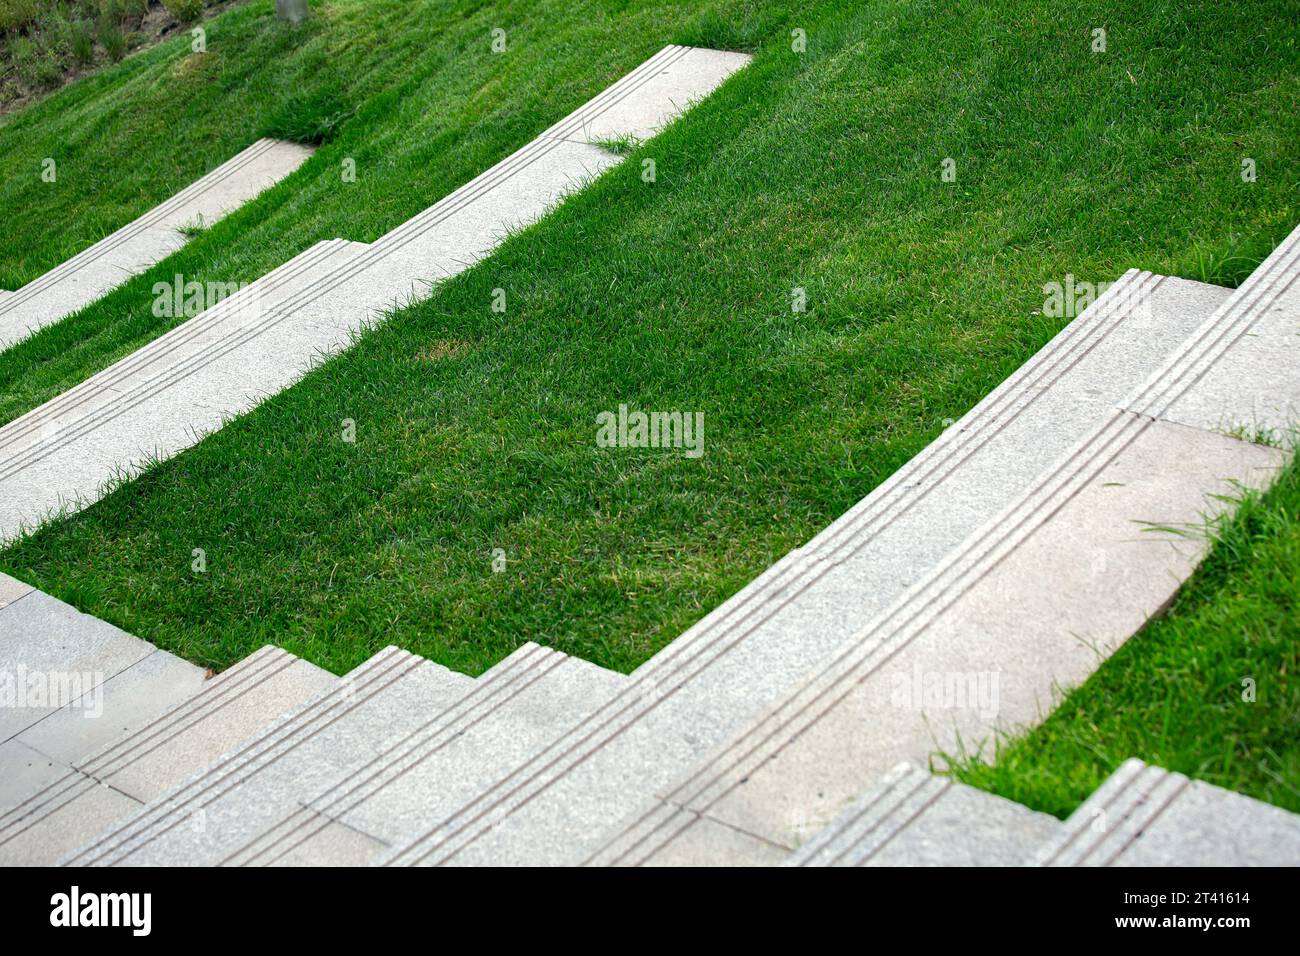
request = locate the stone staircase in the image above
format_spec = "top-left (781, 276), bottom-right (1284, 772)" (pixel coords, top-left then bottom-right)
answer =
top-left (0, 138), bottom-right (313, 351)
top-left (1, 46), bottom-right (1298, 867)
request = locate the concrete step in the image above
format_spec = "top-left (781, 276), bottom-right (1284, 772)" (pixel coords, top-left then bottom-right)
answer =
top-left (0, 139), bottom-right (313, 351)
top-left (230, 643), bottom-right (626, 866)
top-left (61, 647), bottom-right (470, 865)
top-left (782, 763), bottom-right (1060, 867)
top-left (0, 643), bottom-right (335, 866)
top-left (376, 271), bottom-right (1238, 866)
top-left (0, 238), bottom-right (370, 543)
top-left (0, 47), bottom-right (751, 547)
top-left (1035, 759), bottom-right (1300, 866)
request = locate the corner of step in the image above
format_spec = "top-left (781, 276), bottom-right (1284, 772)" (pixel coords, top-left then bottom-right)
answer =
top-left (1032, 759), bottom-right (1163, 866)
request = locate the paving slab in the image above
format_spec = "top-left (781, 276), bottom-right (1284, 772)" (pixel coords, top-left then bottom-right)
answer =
top-left (550, 46), bottom-right (753, 145)
top-left (1, 766), bottom-right (139, 866)
top-left (0, 571), bottom-right (34, 610)
top-left (0, 139), bottom-right (313, 351)
top-left (363, 140), bottom-right (621, 292)
top-left (0, 739), bottom-right (64, 809)
top-left (638, 812), bottom-right (789, 867)
top-left (377, 274), bottom-right (1235, 867)
top-left (267, 818), bottom-right (388, 867)
top-left (61, 647), bottom-right (469, 866)
top-left (1037, 759), bottom-right (1300, 866)
top-left (0, 240), bottom-right (368, 543)
top-left (0, 645), bottom-right (335, 866)
top-left (0, 589), bottom-right (157, 741)
top-left (17, 648), bottom-right (205, 765)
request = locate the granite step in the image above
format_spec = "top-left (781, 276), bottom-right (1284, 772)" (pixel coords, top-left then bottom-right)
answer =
top-left (375, 271), bottom-right (1236, 867)
top-left (0, 139), bottom-right (313, 351)
top-left (0, 643), bottom-right (335, 866)
top-left (1035, 759), bottom-right (1300, 866)
top-left (782, 763), bottom-right (1060, 867)
top-left (61, 647), bottom-right (471, 866)
top-left (0, 238), bottom-right (370, 543)
top-left (225, 643), bottom-right (626, 866)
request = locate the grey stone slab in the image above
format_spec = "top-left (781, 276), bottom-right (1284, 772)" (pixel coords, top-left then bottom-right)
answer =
top-left (62, 648), bottom-right (469, 865)
top-left (95, 647), bottom-right (339, 803)
top-left (639, 812), bottom-right (789, 867)
top-left (0, 739), bottom-right (64, 809)
top-left (0, 590), bottom-right (156, 741)
top-left (379, 274), bottom-right (1236, 867)
top-left (1113, 779), bottom-right (1300, 866)
top-left (0, 572), bottom-right (34, 610)
top-left (17, 649), bottom-right (205, 765)
top-left (0, 771), bottom-right (139, 866)
top-left (0, 391), bottom-right (232, 544)
top-left (266, 813), bottom-right (389, 867)
top-left (0, 241), bottom-right (367, 544)
top-left (550, 45), bottom-right (752, 146)
top-left (152, 139), bottom-right (314, 231)
top-left (0, 228), bottom-right (189, 351)
top-left (226, 644), bottom-right (623, 865)
top-left (1037, 759), bottom-right (1300, 866)
top-left (579, 794), bottom-right (789, 867)
top-left (784, 763), bottom-right (1060, 867)
top-left (0, 371), bottom-right (131, 467)
top-left (370, 140), bottom-right (621, 292)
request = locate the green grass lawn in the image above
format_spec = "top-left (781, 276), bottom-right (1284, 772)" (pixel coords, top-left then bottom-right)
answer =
top-left (0, 0), bottom-right (1297, 680)
top-left (949, 451), bottom-right (1300, 816)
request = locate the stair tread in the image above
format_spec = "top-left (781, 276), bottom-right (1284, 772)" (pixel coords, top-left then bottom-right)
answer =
top-left (1038, 759), bottom-right (1300, 866)
top-left (0, 139), bottom-right (313, 351)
